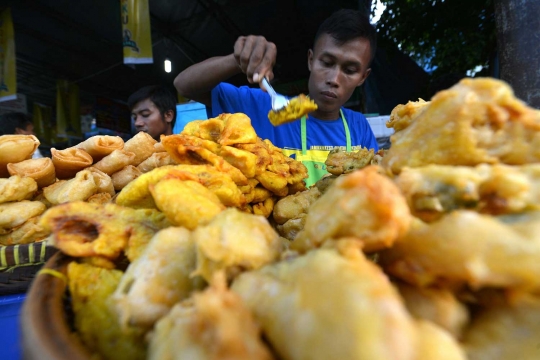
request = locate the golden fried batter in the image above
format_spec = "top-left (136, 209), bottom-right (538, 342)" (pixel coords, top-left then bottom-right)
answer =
top-left (68, 262), bottom-right (146, 360)
top-left (415, 320), bottom-right (466, 360)
top-left (395, 164), bottom-right (540, 222)
top-left (0, 216), bottom-right (50, 246)
top-left (267, 94), bottom-right (318, 126)
top-left (150, 178), bottom-right (225, 230)
top-left (396, 282), bottom-right (469, 338)
top-left (381, 211), bottom-right (540, 291)
top-left (292, 166), bottom-right (411, 253)
top-left (382, 78), bottom-right (540, 174)
top-left (231, 240), bottom-right (417, 360)
top-left (386, 98), bottom-right (429, 132)
top-left (113, 227), bottom-right (204, 328)
top-left (116, 165), bottom-right (245, 209)
top-left (148, 273), bottom-right (274, 360)
top-left (0, 175), bottom-right (37, 204)
top-left (218, 113), bottom-right (258, 146)
top-left (39, 201), bottom-right (170, 261)
top-left (192, 208), bottom-right (281, 283)
top-left (0, 200), bottom-right (46, 234)
top-left (325, 147), bottom-right (384, 176)
top-left (463, 299), bottom-right (540, 360)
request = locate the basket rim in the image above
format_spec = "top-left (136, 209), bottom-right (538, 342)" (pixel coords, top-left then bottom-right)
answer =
top-left (21, 251), bottom-right (93, 360)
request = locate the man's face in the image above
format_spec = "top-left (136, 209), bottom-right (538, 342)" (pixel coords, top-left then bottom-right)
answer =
top-left (307, 33), bottom-right (372, 119)
top-left (131, 99), bottom-right (172, 140)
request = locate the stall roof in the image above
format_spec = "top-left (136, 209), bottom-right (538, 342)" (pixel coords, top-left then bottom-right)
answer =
top-left (5, 0), bottom-right (366, 106)
top-left (5, 0), bottom-right (427, 115)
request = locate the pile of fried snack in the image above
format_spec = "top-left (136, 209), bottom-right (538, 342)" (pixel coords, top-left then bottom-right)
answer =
top-left (16, 77), bottom-right (540, 360)
top-left (0, 113), bottom-right (307, 246)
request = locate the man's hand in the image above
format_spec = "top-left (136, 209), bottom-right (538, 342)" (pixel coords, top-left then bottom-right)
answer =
top-left (233, 35), bottom-right (277, 84)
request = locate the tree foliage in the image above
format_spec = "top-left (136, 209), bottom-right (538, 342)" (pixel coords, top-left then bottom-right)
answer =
top-left (374, 0), bottom-right (496, 77)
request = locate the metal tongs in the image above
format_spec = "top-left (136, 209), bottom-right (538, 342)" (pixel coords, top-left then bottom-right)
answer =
top-left (261, 77), bottom-right (289, 112)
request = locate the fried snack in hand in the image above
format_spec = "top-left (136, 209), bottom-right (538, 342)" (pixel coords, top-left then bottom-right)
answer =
top-left (150, 178), bottom-right (225, 230)
top-left (381, 211), bottom-right (540, 291)
top-left (325, 147), bottom-right (383, 176)
top-left (123, 131), bottom-right (157, 166)
top-left (0, 175), bottom-right (37, 204)
top-left (292, 166), bottom-right (411, 253)
top-left (111, 165), bottom-right (142, 191)
top-left (193, 208), bottom-right (281, 283)
top-left (382, 78), bottom-right (540, 174)
top-left (0, 201), bottom-right (46, 234)
top-left (43, 169), bottom-right (99, 205)
top-left (0, 216), bottom-right (50, 246)
top-left (415, 320), bottom-right (467, 360)
top-left (386, 99), bottom-right (429, 132)
top-left (75, 135), bottom-right (124, 162)
top-left (39, 201), bottom-right (169, 261)
top-left (395, 164), bottom-right (540, 222)
top-left (148, 272), bottom-right (274, 360)
top-left (231, 240), bottom-right (417, 360)
top-left (113, 227), bottom-right (204, 328)
top-left (116, 165), bottom-right (245, 208)
top-left (67, 262), bottom-right (146, 360)
top-left (267, 94), bottom-right (318, 126)
top-left (463, 299), bottom-right (540, 360)
top-left (396, 282), bottom-right (469, 338)
top-left (0, 134), bottom-right (40, 177)
top-left (7, 157), bottom-right (56, 188)
top-left (51, 147), bottom-right (93, 179)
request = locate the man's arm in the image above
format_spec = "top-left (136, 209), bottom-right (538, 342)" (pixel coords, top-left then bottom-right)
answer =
top-left (174, 36), bottom-right (277, 107)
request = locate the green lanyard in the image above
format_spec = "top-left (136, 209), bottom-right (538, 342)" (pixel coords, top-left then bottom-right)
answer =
top-left (300, 109), bottom-right (351, 155)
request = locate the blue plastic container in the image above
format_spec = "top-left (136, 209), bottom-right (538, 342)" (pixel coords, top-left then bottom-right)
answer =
top-left (0, 294), bottom-right (26, 360)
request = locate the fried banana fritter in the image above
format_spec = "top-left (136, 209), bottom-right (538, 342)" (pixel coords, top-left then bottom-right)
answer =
top-left (68, 262), bottom-right (146, 360)
top-left (382, 78), bottom-right (540, 174)
top-left (292, 166), bottom-right (411, 253)
top-left (148, 273), bottom-right (274, 360)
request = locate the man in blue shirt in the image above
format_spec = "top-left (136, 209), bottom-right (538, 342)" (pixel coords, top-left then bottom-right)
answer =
top-left (175, 9), bottom-right (378, 185)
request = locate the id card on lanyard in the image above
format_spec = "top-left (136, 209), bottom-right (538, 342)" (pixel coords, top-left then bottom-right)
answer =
top-left (285, 109), bottom-right (351, 187)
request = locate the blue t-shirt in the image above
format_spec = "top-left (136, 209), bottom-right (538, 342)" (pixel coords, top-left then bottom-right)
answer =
top-left (209, 83), bottom-right (379, 152)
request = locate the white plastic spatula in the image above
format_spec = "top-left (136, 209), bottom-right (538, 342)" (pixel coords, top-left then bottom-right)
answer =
top-left (261, 77), bottom-right (289, 112)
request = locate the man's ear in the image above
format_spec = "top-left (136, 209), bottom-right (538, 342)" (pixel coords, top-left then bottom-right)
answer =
top-left (307, 49), bottom-right (314, 72)
top-left (163, 110), bottom-right (174, 124)
top-left (357, 68), bottom-right (372, 87)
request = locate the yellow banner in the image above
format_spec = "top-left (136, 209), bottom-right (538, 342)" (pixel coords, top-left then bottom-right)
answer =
top-left (121, 0), bottom-right (153, 64)
top-left (0, 8), bottom-right (16, 103)
top-left (56, 80), bottom-right (81, 139)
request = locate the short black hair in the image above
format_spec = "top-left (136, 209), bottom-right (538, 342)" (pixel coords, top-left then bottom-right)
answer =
top-left (0, 112), bottom-right (33, 135)
top-left (313, 9), bottom-right (378, 63)
top-left (127, 85), bottom-right (177, 128)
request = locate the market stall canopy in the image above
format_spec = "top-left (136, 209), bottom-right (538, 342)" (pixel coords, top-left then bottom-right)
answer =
top-left (5, 0), bottom-right (427, 115)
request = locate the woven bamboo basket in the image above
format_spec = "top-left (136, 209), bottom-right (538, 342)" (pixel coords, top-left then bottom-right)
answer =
top-left (21, 251), bottom-right (92, 360)
top-left (0, 239), bottom-right (57, 295)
